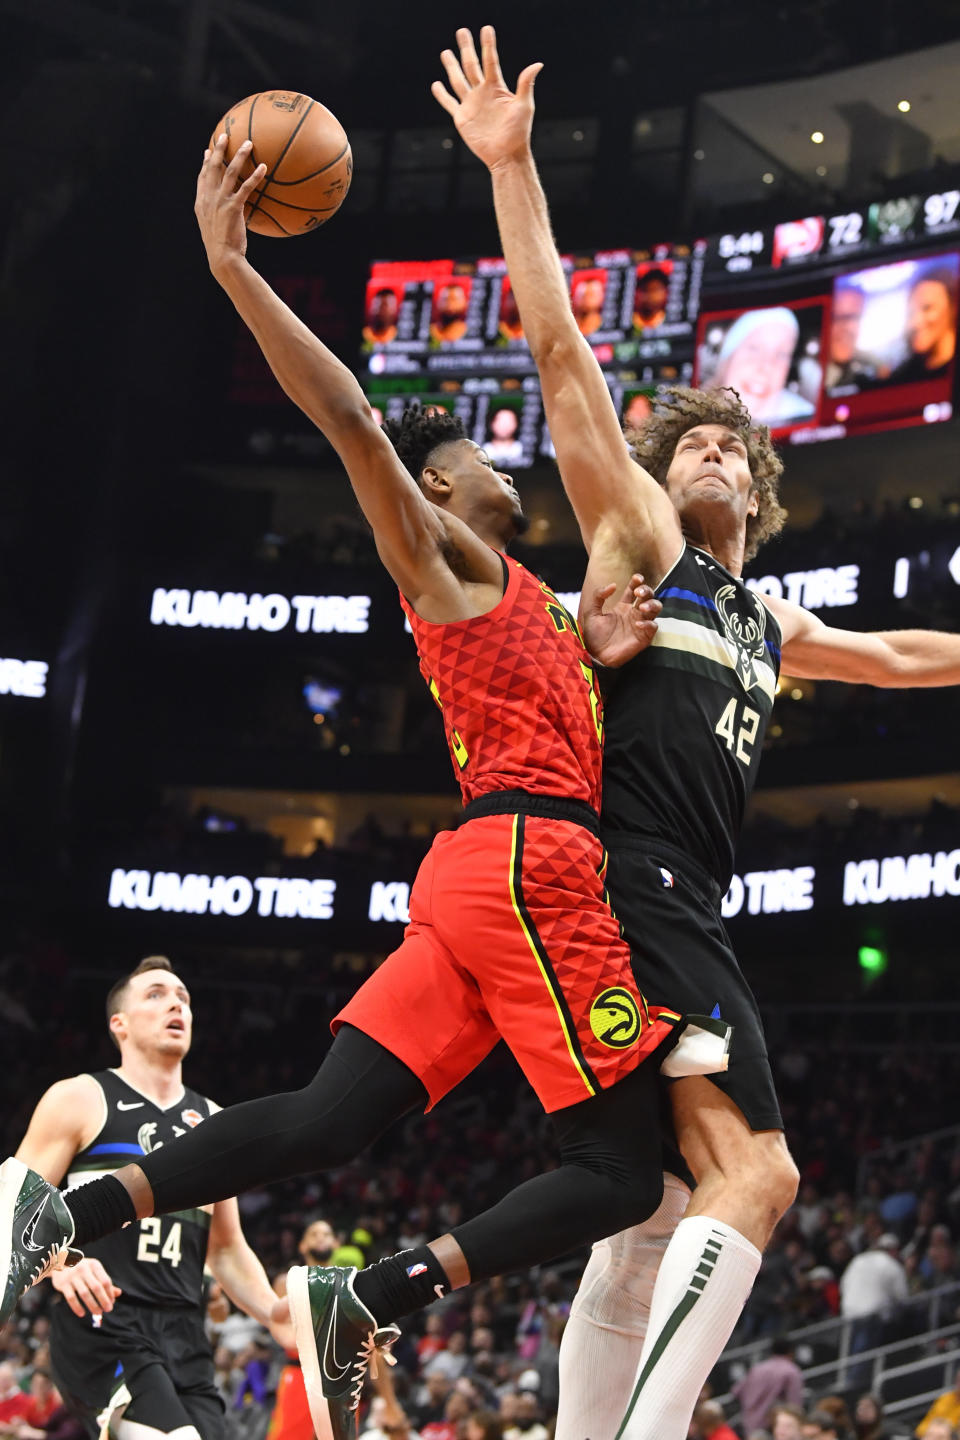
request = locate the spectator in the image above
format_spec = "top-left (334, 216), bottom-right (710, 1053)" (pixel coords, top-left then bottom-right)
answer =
top-left (503, 1393), bottom-right (548, 1440)
top-left (423, 1335), bottom-right (470, 1384)
top-left (0, 1364), bottom-right (31, 1428)
top-left (463, 1413), bottom-right (502, 1440)
top-left (804, 1412), bottom-right (842, 1440)
top-left (692, 1399), bottom-right (740, 1440)
top-left (852, 1394), bottom-right (893, 1440)
top-left (916, 1371), bottom-right (960, 1437)
top-left (417, 1315), bottom-right (448, 1366)
top-left (840, 1233), bottom-right (908, 1362)
top-left (734, 1337), bottom-right (805, 1433)
top-left (922, 1424), bottom-right (957, 1440)
top-left (770, 1405), bottom-right (806, 1440)
top-left (818, 1398), bottom-right (853, 1438)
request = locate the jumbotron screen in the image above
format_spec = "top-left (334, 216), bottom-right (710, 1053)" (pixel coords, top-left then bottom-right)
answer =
top-left (360, 186), bottom-right (960, 460)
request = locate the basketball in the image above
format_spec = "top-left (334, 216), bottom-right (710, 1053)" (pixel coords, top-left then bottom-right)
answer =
top-left (209, 91), bottom-right (352, 237)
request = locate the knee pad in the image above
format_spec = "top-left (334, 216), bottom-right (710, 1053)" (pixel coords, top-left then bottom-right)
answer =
top-left (568, 1173), bottom-right (690, 1335)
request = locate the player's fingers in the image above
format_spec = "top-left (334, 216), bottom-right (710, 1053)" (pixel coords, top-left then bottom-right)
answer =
top-left (456, 27), bottom-right (483, 87)
top-left (479, 25), bottom-right (504, 85)
top-left (440, 47), bottom-right (471, 100)
top-left (430, 80), bottom-right (460, 118)
top-left (236, 164), bottom-right (267, 204)
top-left (223, 138), bottom-right (253, 190)
top-left (64, 1289), bottom-right (86, 1319)
top-left (516, 62), bottom-right (544, 101)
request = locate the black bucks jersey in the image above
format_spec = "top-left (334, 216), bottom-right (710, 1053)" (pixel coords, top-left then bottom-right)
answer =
top-left (601, 543), bottom-right (781, 891)
top-left (66, 1070), bottom-right (214, 1305)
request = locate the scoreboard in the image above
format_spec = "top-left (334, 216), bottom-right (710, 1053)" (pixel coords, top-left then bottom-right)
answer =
top-left (360, 184), bottom-right (960, 462)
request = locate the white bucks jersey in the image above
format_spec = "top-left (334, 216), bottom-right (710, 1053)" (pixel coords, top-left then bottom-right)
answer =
top-left (67, 1070), bottom-right (214, 1305)
top-left (601, 543), bottom-right (781, 890)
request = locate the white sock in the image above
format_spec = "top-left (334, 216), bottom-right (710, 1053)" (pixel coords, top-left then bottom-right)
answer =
top-left (616, 1215), bottom-right (761, 1440)
top-left (555, 1175), bottom-right (690, 1440)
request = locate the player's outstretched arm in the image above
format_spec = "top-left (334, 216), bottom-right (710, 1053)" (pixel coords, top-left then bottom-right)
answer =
top-left (432, 27), bottom-right (681, 581)
top-left (195, 138), bottom-right (451, 602)
top-left (767, 594), bottom-right (960, 685)
top-left (206, 1196), bottom-right (294, 1347)
top-left (16, 1077), bottom-right (123, 1317)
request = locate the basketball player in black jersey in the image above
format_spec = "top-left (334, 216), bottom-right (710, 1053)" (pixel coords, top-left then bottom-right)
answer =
top-left (14, 956), bottom-right (286, 1440)
top-left (433, 27), bottom-right (960, 1440)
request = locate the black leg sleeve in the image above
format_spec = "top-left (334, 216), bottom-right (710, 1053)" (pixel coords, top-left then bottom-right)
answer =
top-left (140, 1025), bottom-right (426, 1214)
top-left (449, 1061), bottom-right (664, 1284)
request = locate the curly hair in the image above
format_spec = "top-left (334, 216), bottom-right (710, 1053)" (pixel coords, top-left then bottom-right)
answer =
top-left (626, 385), bottom-right (787, 563)
top-left (381, 402), bottom-right (468, 485)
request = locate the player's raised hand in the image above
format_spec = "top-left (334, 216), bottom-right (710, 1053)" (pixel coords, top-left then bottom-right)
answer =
top-left (581, 575), bottom-right (661, 669)
top-left (50, 1255), bottom-right (122, 1319)
top-left (431, 26), bottom-right (542, 171)
top-left (195, 134), bottom-right (267, 276)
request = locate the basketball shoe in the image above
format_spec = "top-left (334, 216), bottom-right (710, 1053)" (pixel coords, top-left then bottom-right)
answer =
top-left (0, 1158), bottom-right (79, 1323)
top-left (286, 1264), bottom-right (400, 1440)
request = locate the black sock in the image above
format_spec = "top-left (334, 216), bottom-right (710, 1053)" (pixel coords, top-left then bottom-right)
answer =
top-left (353, 1247), bottom-right (451, 1324)
top-left (64, 1175), bottom-right (137, 1246)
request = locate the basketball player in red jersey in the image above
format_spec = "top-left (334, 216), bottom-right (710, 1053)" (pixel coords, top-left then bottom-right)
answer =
top-left (0, 134), bottom-right (730, 1440)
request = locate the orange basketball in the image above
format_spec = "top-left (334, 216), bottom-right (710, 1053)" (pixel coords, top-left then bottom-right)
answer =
top-left (209, 91), bottom-right (352, 237)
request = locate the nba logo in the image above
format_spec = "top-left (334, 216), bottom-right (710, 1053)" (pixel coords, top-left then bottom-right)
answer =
top-left (406, 1263), bottom-right (428, 1278)
top-left (659, 867), bottom-right (675, 888)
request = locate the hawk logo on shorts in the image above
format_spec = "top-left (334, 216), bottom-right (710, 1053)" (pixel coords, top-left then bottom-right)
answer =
top-left (716, 583), bottom-right (767, 694)
top-left (589, 987), bottom-right (642, 1049)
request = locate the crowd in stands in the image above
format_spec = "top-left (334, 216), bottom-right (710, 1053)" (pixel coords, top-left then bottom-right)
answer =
top-left (0, 945), bottom-right (958, 1440)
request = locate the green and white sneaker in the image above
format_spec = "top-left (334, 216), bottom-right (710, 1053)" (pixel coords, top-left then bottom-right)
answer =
top-left (0, 1158), bottom-right (79, 1324)
top-left (286, 1264), bottom-right (400, 1440)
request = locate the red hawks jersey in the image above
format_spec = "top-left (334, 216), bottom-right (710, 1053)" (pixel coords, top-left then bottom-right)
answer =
top-left (400, 554), bottom-right (604, 808)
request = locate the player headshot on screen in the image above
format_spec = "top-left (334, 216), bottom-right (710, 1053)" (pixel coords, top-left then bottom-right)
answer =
top-left (572, 276), bottom-right (606, 336)
top-left (633, 269), bottom-right (669, 332)
top-left (825, 285), bottom-right (879, 392)
top-left (363, 287), bottom-right (400, 345)
top-left (499, 283), bottom-right (524, 341)
top-left (889, 263), bottom-right (958, 383)
top-left (623, 392), bottom-right (654, 428)
top-left (709, 306), bottom-right (816, 426)
top-left (431, 282), bottom-right (470, 342)
top-left (485, 405), bottom-right (524, 464)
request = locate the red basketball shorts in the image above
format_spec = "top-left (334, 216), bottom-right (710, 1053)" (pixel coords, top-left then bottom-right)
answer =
top-left (334, 813), bottom-right (681, 1113)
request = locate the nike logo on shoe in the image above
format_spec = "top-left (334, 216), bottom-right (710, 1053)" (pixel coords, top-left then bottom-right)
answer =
top-left (322, 1295), bottom-right (352, 1383)
top-left (116, 1102), bottom-right (143, 1111)
top-left (21, 1197), bottom-right (49, 1253)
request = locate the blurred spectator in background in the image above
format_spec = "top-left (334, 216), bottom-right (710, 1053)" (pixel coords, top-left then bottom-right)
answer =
top-left (502, 1391), bottom-right (547, 1440)
top-left (691, 1399), bottom-right (740, 1440)
top-left (734, 1337), bottom-right (805, 1434)
top-left (0, 1361), bottom-right (32, 1427)
top-left (771, 1404), bottom-right (807, 1440)
top-left (916, 1370), bottom-right (960, 1437)
top-left (840, 1233), bottom-right (908, 1365)
top-left (804, 1411), bottom-right (843, 1440)
top-left (463, 1412), bottom-right (502, 1440)
top-left (852, 1393), bottom-right (894, 1440)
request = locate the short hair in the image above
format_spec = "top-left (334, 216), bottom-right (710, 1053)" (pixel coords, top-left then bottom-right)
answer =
top-left (638, 267), bottom-right (670, 289)
top-left (912, 262), bottom-right (959, 309)
top-left (626, 384), bottom-right (786, 563)
top-left (105, 956), bottom-right (175, 1052)
top-left (771, 1336), bottom-right (794, 1355)
top-left (807, 1411), bottom-right (838, 1435)
top-left (382, 402), bottom-right (469, 485)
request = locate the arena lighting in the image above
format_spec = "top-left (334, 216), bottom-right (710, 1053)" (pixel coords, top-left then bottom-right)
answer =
top-left (810, 131), bottom-right (824, 144)
top-left (898, 100), bottom-right (912, 113)
top-left (761, 172), bottom-right (775, 184)
top-left (858, 944), bottom-right (888, 976)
